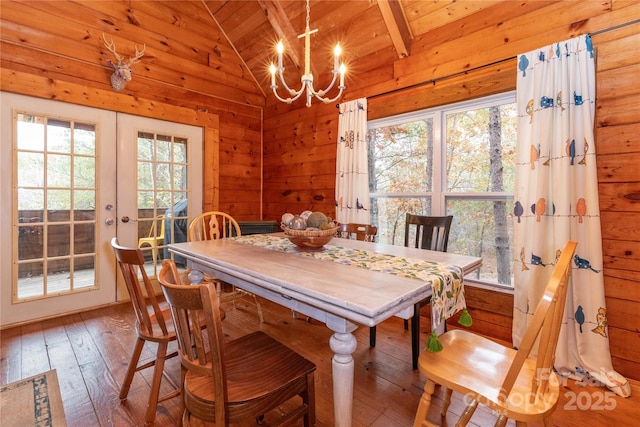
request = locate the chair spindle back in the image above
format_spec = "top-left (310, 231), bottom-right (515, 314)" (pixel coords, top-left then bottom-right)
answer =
top-left (500, 240), bottom-right (577, 404)
top-left (112, 237), bottom-right (169, 337)
top-left (189, 211), bottom-right (241, 242)
top-left (404, 214), bottom-right (453, 252)
top-left (158, 262), bottom-right (228, 423)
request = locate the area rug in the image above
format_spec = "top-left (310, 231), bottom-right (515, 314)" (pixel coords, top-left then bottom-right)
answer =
top-left (0, 370), bottom-right (67, 426)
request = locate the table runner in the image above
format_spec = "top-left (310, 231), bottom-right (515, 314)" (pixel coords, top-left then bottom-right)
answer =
top-left (232, 234), bottom-right (472, 351)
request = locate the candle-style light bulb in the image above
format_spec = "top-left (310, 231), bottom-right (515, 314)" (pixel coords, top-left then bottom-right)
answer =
top-left (333, 43), bottom-right (342, 70)
top-left (269, 64), bottom-right (276, 86)
top-left (276, 41), bottom-right (284, 68)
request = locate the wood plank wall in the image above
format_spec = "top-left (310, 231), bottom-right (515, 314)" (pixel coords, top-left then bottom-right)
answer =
top-left (1, 0), bottom-right (638, 381)
top-left (262, 0), bottom-right (640, 381)
top-left (0, 0), bottom-right (264, 220)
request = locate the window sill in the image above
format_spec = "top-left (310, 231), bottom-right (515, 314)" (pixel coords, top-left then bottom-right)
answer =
top-left (463, 278), bottom-right (514, 295)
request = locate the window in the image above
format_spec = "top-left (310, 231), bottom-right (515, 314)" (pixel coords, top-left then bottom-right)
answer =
top-left (368, 93), bottom-right (516, 286)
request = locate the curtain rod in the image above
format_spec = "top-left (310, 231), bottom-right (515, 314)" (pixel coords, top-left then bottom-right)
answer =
top-left (366, 56), bottom-right (515, 101)
top-left (359, 19), bottom-right (639, 104)
top-left (590, 19), bottom-right (639, 36)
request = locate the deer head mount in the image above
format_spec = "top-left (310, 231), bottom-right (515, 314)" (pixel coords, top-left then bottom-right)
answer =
top-left (102, 33), bottom-right (145, 92)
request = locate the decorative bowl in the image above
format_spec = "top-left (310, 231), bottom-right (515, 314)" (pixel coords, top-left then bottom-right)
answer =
top-left (281, 225), bottom-right (339, 250)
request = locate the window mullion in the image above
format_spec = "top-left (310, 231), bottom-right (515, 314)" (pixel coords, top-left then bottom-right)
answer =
top-left (432, 111), bottom-right (445, 215)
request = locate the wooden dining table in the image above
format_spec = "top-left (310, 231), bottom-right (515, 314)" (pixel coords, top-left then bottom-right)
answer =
top-left (169, 233), bottom-right (482, 427)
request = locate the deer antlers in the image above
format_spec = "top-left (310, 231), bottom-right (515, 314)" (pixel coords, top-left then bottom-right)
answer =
top-left (101, 33), bottom-right (145, 66)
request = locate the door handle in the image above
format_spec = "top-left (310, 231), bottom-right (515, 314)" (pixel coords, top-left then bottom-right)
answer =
top-left (105, 218), bottom-right (115, 226)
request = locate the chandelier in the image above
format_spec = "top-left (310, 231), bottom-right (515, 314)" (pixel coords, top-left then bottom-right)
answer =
top-left (269, 0), bottom-right (346, 107)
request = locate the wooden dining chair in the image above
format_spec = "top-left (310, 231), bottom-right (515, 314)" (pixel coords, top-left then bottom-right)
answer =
top-left (370, 214), bottom-right (454, 369)
top-left (337, 223), bottom-right (378, 242)
top-left (413, 240), bottom-right (577, 427)
top-left (188, 211), bottom-right (264, 322)
top-left (404, 214), bottom-right (453, 252)
top-left (111, 237), bottom-right (180, 426)
top-left (158, 262), bottom-right (317, 427)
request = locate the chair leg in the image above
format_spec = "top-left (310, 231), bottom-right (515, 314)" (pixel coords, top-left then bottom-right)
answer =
top-left (369, 326), bottom-right (376, 347)
top-left (120, 337), bottom-right (145, 400)
top-left (441, 388), bottom-right (453, 416)
top-left (151, 245), bottom-right (158, 268)
top-left (253, 294), bottom-right (265, 323)
top-left (305, 371), bottom-right (316, 427)
top-left (457, 398), bottom-right (478, 426)
top-left (182, 409), bottom-right (192, 427)
top-left (495, 415), bottom-right (508, 427)
top-left (144, 341), bottom-right (169, 426)
top-left (413, 379), bottom-right (436, 427)
top-left (411, 302), bottom-right (420, 369)
top-left (179, 364), bottom-right (186, 417)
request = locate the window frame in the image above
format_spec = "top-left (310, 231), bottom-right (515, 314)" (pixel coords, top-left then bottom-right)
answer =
top-left (368, 91), bottom-right (516, 288)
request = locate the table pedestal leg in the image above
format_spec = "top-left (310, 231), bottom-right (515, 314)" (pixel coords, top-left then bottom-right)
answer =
top-left (329, 330), bottom-right (357, 427)
top-left (187, 269), bottom-right (204, 285)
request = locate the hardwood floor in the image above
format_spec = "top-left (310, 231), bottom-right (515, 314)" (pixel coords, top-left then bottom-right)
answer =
top-left (1, 296), bottom-right (638, 426)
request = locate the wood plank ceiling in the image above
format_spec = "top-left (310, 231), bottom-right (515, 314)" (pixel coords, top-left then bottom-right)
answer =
top-left (203, 0), bottom-right (504, 101)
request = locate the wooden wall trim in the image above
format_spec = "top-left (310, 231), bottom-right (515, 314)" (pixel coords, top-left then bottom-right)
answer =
top-left (1, 69), bottom-right (219, 129)
top-left (1, 68), bottom-right (221, 215)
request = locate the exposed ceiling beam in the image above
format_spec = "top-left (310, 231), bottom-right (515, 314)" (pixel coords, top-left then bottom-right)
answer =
top-left (378, 0), bottom-right (412, 58)
top-left (258, 0), bottom-right (318, 77)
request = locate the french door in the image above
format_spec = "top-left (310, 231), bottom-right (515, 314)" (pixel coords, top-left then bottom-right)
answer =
top-left (0, 93), bottom-right (202, 326)
top-left (115, 113), bottom-right (202, 298)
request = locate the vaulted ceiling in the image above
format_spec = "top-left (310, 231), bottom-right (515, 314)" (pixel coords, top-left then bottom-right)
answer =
top-left (202, 0), bottom-right (506, 101)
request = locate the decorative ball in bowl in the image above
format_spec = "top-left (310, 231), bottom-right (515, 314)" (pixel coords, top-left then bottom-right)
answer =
top-left (281, 225), bottom-right (339, 250)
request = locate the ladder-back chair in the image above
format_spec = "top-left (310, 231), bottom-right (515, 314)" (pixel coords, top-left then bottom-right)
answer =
top-left (413, 241), bottom-right (577, 427)
top-left (158, 261), bottom-right (317, 427)
top-left (337, 223), bottom-right (378, 242)
top-left (111, 237), bottom-right (180, 426)
top-left (370, 214), bottom-right (454, 369)
top-left (188, 211), bottom-right (264, 322)
top-left (405, 214), bottom-right (453, 252)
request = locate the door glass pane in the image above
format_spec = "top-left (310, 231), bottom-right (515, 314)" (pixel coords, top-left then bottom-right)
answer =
top-left (137, 132), bottom-right (189, 275)
top-left (74, 156), bottom-right (96, 187)
top-left (17, 152), bottom-right (44, 186)
top-left (74, 123), bottom-right (96, 155)
top-left (47, 119), bottom-right (71, 153)
top-left (15, 113), bottom-right (98, 301)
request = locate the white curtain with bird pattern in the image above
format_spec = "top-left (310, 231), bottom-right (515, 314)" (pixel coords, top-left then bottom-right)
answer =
top-left (336, 98), bottom-right (370, 224)
top-left (514, 35), bottom-right (629, 397)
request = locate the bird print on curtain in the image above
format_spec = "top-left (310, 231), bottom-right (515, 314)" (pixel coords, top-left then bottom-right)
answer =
top-left (513, 34), bottom-right (630, 398)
